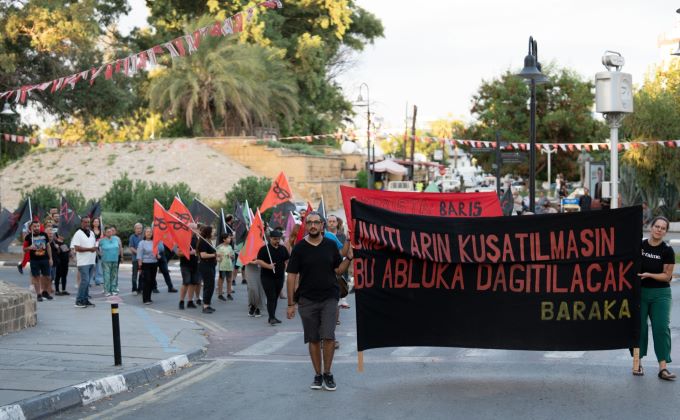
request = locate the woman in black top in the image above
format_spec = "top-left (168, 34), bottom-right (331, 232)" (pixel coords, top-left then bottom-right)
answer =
top-left (198, 225), bottom-right (217, 314)
top-left (635, 216), bottom-right (676, 380)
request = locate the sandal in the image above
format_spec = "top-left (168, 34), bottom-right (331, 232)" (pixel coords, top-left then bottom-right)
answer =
top-left (658, 369), bottom-right (676, 381)
top-left (632, 366), bottom-right (644, 376)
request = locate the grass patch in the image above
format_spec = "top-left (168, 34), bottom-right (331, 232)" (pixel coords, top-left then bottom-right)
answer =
top-left (676, 254), bottom-right (680, 265)
top-left (107, 154), bottom-right (117, 166)
top-left (256, 140), bottom-right (324, 156)
top-left (167, 167), bottom-right (180, 172)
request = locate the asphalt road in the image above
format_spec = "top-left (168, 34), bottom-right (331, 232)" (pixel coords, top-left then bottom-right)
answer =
top-left (3, 266), bottom-right (680, 420)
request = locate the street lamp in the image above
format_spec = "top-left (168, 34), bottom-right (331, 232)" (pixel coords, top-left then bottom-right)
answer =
top-left (357, 83), bottom-right (372, 189)
top-left (673, 9), bottom-right (680, 56)
top-left (517, 36), bottom-right (548, 213)
top-left (540, 146), bottom-right (557, 197)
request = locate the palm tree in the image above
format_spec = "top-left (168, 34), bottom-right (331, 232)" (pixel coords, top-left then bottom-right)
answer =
top-left (149, 17), bottom-right (298, 136)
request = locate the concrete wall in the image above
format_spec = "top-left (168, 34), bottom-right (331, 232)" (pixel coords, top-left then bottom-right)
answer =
top-left (0, 281), bottom-right (37, 336)
top-left (204, 138), bottom-right (359, 210)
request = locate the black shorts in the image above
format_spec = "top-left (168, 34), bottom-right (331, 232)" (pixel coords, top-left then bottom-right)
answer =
top-left (180, 266), bottom-right (201, 285)
top-left (298, 296), bottom-right (338, 343)
top-left (219, 270), bottom-right (232, 279)
top-left (30, 260), bottom-right (50, 277)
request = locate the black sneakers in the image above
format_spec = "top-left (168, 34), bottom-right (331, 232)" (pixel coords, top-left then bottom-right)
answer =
top-left (322, 373), bottom-right (336, 391)
top-left (248, 305), bottom-right (255, 317)
top-left (218, 294), bottom-right (227, 301)
top-left (310, 374), bottom-right (323, 390)
top-left (74, 301), bottom-right (86, 308)
top-left (202, 307), bottom-right (215, 314)
top-left (187, 301), bottom-right (197, 309)
top-left (254, 308), bottom-right (262, 318)
top-left (17, 263), bottom-right (23, 274)
top-left (196, 299), bottom-right (202, 305)
top-left (179, 301), bottom-right (185, 310)
top-left (227, 294), bottom-right (233, 301)
top-left (37, 295), bottom-right (43, 302)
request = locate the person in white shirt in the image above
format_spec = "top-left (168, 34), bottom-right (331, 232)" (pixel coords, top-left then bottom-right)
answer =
top-left (70, 216), bottom-right (97, 308)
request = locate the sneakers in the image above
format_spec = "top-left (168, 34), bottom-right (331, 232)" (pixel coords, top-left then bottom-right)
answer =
top-left (62, 291), bottom-right (70, 296)
top-left (273, 318), bottom-right (282, 324)
top-left (227, 294), bottom-right (233, 301)
top-left (241, 279), bottom-right (247, 285)
top-left (168, 288), bottom-right (178, 293)
top-left (269, 318), bottom-right (277, 326)
top-left (179, 301), bottom-right (185, 310)
top-left (322, 373), bottom-right (336, 391)
top-left (17, 263), bottom-right (23, 274)
top-left (232, 280), bottom-right (236, 286)
top-left (152, 289), bottom-right (160, 294)
top-left (196, 299), bottom-right (202, 305)
top-left (218, 294), bottom-right (227, 301)
top-left (202, 307), bottom-right (216, 314)
top-left (74, 301), bottom-right (86, 308)
top-left (104, 292), bottom-right (111, 297)
top-left (339, 298), bottom-right (350, 309)
top-left (84, 300), bottom-right (96, 307)
top-left (310, 374), bottom-right (323, 390)
top-left (254, 308), bottom-right (262, 318)
top-left (44, 294), bottom-right (53, 300)
top-left (248, 305), bottom-right (255, 317)
top-left (187, 301), bottom-right (197, 309)
top-left (37, 295), bottom-right (43, 302)
top-left (144, 301), bottom-right (153, 305)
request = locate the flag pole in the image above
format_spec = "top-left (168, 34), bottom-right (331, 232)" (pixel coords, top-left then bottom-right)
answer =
top-left (164, 206), bottom-right (216, 251)
top-left (221, 208), bottom-right (234, 234)
top-left (28, 197), bottom-right (33, 245)
top-left (257, 208), bottom-right (275, 274)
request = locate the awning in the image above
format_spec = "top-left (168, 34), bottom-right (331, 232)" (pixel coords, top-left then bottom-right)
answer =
top-left (371, 159), bottom-right (408, 175)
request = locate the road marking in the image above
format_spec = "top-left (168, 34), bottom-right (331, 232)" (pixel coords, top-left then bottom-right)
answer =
top-left (543, 351), bottom-right (586, 359)
top-left (80, 360), bottom-right (231, 420)
top-left (234, 332), bottom-right (300, 356)
top-left (335, 336), bottom-right (357, 357)
top-left (133, 307), bottom-right (180, 353)
top-left (391, 347), bottom-right (432, 357)
top-left (463, 349), bottom-right (509, 357)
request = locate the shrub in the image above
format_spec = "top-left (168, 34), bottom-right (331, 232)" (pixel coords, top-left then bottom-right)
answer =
top-left (21, 186), bottom-right (86, 215)
top-left (255, 140), bottom-right (324, 156)
top-left (101, 211), bottom-right (144, 242)
top-left (355, 169), bottom-right (368, 189)
top-left (102, 173), bottom-right (196, 217)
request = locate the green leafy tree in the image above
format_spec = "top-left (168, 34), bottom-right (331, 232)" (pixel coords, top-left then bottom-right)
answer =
top-left (467, 65), bottom-right (607, 181)
top-left (223, 176), bottom-right (272, 216)
top-left (149, 17), bottom-right (299, 136)
top-left (141, 0), bottom-right (384, 136)
top-left (621, 60), bottom-right (680, 220)
top-left (22, 186), bottom-right (86, 215)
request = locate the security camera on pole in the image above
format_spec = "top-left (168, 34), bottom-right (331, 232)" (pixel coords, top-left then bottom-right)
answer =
top-left (595, 51), bottom-right (633, 209)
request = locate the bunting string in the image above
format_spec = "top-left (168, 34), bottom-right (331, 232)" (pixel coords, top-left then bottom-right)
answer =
top-left (1, 133), bottom-right (39, 145)
top-left (0, 1), bottom-right (282, 105)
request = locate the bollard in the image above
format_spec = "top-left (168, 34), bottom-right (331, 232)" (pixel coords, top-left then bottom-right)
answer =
top-left (111, 303), bottom-right (122, 366)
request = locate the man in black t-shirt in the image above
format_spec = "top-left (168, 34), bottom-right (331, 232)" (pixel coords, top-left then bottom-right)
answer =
top-left (178, 235), bottom-right (200, 310)
top-left (256, 230), bottom-right (289, 325)
top-left (286, 211), bottom-right (353, 391)
top-left (24, 221), bottom-right (53, 302)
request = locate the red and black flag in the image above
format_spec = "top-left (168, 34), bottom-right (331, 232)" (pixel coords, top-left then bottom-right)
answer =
top-left (260, 172), bottom-right (294, 212)
top-left (58, 195), bottom-right (80, 236)
top-left (189, 198), bottom-right (217, 226)
top-left (268, 201), bottom-right (295, 230)
top-left (500, 187), bottom-right (513, 216)
top-left (84, 200), bottom-right (102, 220)
top-left (169, 197), bottom-right (195, 226)
top-left (0, 208), bottom-right (14, 251)
top-left (0, 199), bottom-right (30, 242)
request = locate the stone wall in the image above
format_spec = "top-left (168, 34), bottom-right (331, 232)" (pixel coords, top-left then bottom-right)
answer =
top-left (205, 138), bottom-right (360, 210)
top-left (0, 281), bottom-right (37, 336)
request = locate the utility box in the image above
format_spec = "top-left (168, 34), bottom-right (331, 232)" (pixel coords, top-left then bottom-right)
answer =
top-left (595, 71), bottom-right (633, 114)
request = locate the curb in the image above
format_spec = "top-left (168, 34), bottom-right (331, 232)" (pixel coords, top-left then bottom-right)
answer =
top-left (0, 262), bottom-right (181, 271)
top-left (0, 348), bottom-right (206, 420)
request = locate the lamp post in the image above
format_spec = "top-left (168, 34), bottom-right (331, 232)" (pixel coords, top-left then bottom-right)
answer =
top-left (357, 83), bottom-right (372, 189)
top-left (517, 36), bottom-right (548, 213)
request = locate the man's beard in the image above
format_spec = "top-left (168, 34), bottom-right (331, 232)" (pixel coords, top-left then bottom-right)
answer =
top-left (308, 230), bottom-right (321, 239)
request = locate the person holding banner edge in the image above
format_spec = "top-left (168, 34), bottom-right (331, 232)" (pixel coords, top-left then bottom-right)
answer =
top-left (286, 211), bottom-right (354, 391)
top-left (635, 216), bottom-right (676, 380)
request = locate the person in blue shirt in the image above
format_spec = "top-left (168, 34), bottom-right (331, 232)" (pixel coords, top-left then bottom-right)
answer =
top-left (99, 226), bottom-right (121, 296)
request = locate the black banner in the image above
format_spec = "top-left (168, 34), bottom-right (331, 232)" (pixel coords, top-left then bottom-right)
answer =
top-left (351, 200), bottom-right (642, 352)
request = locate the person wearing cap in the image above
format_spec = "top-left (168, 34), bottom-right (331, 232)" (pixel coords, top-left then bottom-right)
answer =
top-left (256, 229), bottom-right (290, 325)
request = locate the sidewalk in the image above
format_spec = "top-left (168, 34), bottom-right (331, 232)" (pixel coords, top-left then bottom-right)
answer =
top-left (0, 288), bottom-right (208, 419)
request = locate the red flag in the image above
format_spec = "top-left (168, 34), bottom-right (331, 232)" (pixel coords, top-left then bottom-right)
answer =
top-left (296, 202), bottom-right (314, 243)
top-left (153, 200), bottom-right (174, 254)
top-left (153, 200), bottom-right (192, 257)
top-left (169, 197), bottom-right (195, 226)
top-left (238, 211), bottom-right (265, 265)
top-left (260, 171), bottom-right (293, 212)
